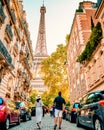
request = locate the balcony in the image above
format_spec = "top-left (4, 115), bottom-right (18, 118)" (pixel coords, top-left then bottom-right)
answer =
top-left (22, 71), bottom-right (27, 78)
top-left (19, 50), bottom-right (26, 60)
top-left (24, 57), bottom-right (30, 70)
top-left (1, 0), bottom-right (5, 5)
top-left (15, 27), bottom-right (21, 41)
top-left (11, 9), bottom-right (16, 23)
top-left (0, 1), bottom-right (6, 23)
top-left (0, 40), bottom-right (13, 67)
top-left (7, 0), bottom-right (10, 3)
top-left (17, 68), bottom-right (22, 77)
top-left (13, 42), bottom-right (18, 54)
top-left (5, 24), bottom-right (13, 41)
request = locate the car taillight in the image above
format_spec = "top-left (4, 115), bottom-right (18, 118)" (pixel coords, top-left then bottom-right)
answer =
top-left (72, 108), bottom-right (77, 112)
top-left (98, 100), bottom-right (104, 107)
top-left (64, 110), bottom-right (67, 113)
top-left (1, 106), bottom-right (6, 112)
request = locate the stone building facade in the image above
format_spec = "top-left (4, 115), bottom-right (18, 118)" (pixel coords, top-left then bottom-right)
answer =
top-left (0, 0), bottom-right (33, 102)
top-left (85, 0), bottom-right (104, 92)
top-left (67, 1), bottom-right (99, 104)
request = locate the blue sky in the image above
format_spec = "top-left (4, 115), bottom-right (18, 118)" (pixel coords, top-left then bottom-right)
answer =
top-left (23, 0), bottom-right (97, 55)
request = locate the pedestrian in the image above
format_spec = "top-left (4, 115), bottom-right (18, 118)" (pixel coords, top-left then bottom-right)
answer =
top-left (35, 95), bottom-right (44, 129)
top-left (53, 91), bottom-right (66, 130)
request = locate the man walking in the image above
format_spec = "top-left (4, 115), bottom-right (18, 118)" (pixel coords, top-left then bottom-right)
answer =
top-left (53, 91), bottom-right (66, 130)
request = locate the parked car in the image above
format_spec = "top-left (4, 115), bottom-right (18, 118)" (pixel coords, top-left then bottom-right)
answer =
top-left (31, 107), bottom-right (36, 116)
top-left (76, 90), bottom-right (104, 130)
top-left (65, 111), bottom-right (70, 121)
top-left (16, 101), bottom-right (31, 122)
top-left (0, 97), bottom-right (20, 130)
top-left (65, 102), bottom-right (79, 122)
top-left (63, 106), bottom-right (69, 119)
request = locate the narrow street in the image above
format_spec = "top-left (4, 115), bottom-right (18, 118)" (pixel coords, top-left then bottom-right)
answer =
top-left (9, 114), bottom-right (91, 130)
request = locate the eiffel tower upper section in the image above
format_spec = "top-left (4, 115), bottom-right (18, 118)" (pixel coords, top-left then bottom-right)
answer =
top-left (32, 3), bottom-right (48, 93)
top-left (34, 3), bottom-right (48, 57)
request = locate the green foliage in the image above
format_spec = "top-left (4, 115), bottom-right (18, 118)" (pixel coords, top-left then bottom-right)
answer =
top-left (65, 34), bottom-right (70, 45)
top-left (30, 89), bottom-right (38, 104)
top-left (40, 43), bottom-right (69, 106)
top-left (77, 22), bottom-right (102, 63)
top-left (41, 90), bottom-right (55, 106)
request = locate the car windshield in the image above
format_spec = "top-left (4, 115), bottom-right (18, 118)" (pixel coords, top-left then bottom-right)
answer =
top-left (73, 103), bottom-right (79, 108)
top-left (0, 98), bottom-right (3, 105)
top-left (100, 91), bottom-right (104, 95)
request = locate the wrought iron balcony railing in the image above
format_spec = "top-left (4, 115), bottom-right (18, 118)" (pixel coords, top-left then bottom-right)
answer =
top-left (7, 0), bottom-right (10, 3)
top-left (15, 27), bottom-right (21, 40)
top-left (5, 24), bottom-right (13, 40)
top-left (13, 42), bottom-right (18, 54)
top-left (0, 1), bottom-right (6, 22)
top-left (19, 50), bottom-right (26, 60)
top-left (22, 71), bottom-right (27, 78)
top-left (15, 42), bottom-right (18, 49)
top-left (0, 40), bottom-right (12, 64)
top-left (11, 9), bottom-right (16, 23)
top-left (24, 57), bottom-right (30, 69)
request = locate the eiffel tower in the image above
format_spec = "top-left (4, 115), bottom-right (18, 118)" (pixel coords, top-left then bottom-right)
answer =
top-left (31, 2), bottom-right (48, 94)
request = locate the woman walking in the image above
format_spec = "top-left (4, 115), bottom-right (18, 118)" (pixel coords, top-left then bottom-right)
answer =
top-left (35, 95), bottom-right (44, 129)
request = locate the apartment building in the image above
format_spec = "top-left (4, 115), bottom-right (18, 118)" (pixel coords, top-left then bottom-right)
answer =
top-left (67, 1), bottom-right (98, 104)
top-left (85, 0), bottom-right (104, 92)
top-left (0, 0), bottom-right (33, 102)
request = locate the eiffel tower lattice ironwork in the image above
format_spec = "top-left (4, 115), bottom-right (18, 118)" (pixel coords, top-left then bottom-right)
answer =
top-left (32, 3), bottom-right (48, 94)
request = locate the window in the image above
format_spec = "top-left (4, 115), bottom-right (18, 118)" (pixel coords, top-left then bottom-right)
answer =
top-left (100, 91), bottom-right (104, 95)
top-left (100, 50), bottom-right (103, 56)
top-left (86, 93), bottom-right (95, 104)
top-left (73, 103), bottom-right (80, 108)
top-left (94, 59), bottom-right (96, 63)
top-left (80, 95), bottom-right (88, 105)
top-left (95, 93), bottom-right (103, 102)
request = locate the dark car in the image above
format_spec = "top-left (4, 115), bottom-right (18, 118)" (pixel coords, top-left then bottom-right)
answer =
top-left (16, 101), bottom-right (31, 122)
top-left (31, 107), bottom-right (36, 116)
top-left (66, 102), bottom-right (79, 122)
top-left (76, 90), bottom-right (104, 130)
top-left (0, 97), bottom-right (20, 130)
top-left (63, 106), bottom-right (69, 119)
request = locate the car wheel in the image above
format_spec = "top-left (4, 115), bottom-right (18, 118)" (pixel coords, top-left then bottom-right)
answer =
top-left (5, 118), bottom-right (10, 130)
top-left (17, 117), bottom-right (21, 125)
top-left (76, 116), bottom-right (81, 127)
top-left (29, 116), bottom-right (32, 120)
top-left (94, 118), bottom-right (102, 130)
top-left (66, 115), bottom-right (68, 121)
top-left (24, 114), bottom-right (28, 121)
top-left (69, 115), bottom-right (73, 122)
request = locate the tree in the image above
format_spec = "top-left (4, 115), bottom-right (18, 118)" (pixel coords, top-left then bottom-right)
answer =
top-left (30, 89), bottom-right (38, 104)
top-left (40, 44), bottom-right (69, 105)
top-left (65, 34), bottom-right (70, 45)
